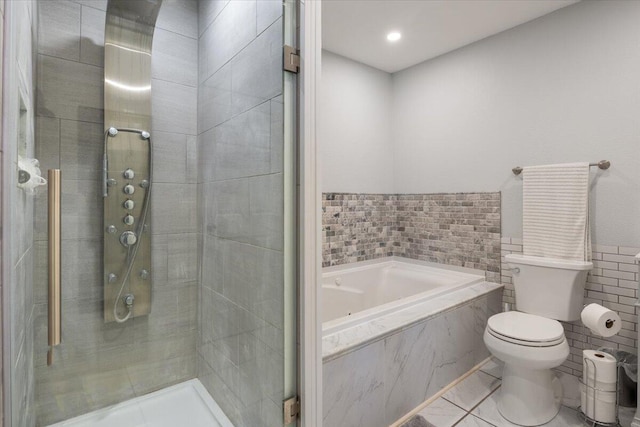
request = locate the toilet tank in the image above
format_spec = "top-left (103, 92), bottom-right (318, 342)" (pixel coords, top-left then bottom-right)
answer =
top-left (506, 254), bottom-right (593, 321)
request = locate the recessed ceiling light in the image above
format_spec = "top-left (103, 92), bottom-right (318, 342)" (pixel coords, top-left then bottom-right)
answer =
top-left (386, 32), bottom-right (402, 42)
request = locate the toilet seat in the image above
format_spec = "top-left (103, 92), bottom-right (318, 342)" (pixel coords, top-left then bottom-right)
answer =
top-left (487, 312), bottom-right (565, 347)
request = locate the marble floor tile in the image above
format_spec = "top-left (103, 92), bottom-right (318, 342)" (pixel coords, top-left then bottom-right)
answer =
top-left (479, 358), bottom-right (503, 379)
top-left (456, 414), bottom-right (495, 427)
top-left (441, 371), bottom-right (500, 411)
top-left (416, 398), bottom-right (466, 427)
top-left (471, 388), bottom-right (584, 427)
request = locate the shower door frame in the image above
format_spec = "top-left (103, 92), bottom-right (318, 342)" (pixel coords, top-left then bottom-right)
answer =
top-left (299, 0), bottom-right (323, 426)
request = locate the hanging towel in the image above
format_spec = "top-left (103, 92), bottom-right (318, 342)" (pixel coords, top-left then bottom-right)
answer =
top-left (522, 162), bottom-right (591, 261)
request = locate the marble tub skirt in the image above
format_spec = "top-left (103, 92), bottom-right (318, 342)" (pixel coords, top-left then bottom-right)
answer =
top-left (322, 279), bottom-right (503, 427)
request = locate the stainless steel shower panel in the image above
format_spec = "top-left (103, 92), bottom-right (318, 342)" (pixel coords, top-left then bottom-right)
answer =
top-left (103, 0), bottom-right (161, 322)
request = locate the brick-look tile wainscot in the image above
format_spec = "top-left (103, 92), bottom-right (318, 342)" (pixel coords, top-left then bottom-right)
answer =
top-left (501, 238), bottom-right (639, 377)
top-left (322, 192), bottom-right (502, 282)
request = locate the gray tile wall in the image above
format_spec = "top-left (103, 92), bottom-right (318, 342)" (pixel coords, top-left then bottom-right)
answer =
top-left (34, 1), bottom-right (199, 424)
top-left (196, 1), bottom-right (285, 426)
top-left (500, 238), bottom-right (639, 378)
top-left (322, 192), bottom-right (502, 282)
top-left (4, 0), bottom-right (37, 425)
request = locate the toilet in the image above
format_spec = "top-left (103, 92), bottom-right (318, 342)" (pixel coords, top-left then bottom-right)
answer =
top-left (484, 253), bottom-right (592, 426)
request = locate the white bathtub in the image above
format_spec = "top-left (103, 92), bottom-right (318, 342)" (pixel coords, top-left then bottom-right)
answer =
top-left (322, 257), bottom-right (485, 336)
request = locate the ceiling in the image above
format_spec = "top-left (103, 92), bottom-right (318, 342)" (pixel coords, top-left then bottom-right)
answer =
top-left (322, 0), bottom-right (579, 73)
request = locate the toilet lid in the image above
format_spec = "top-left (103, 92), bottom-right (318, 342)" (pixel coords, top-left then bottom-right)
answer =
top-left (487, 312), bottom-right (565, 346)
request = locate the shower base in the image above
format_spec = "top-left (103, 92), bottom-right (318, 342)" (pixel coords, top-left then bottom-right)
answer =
top-left (47, 379), bottom-right (233, 427)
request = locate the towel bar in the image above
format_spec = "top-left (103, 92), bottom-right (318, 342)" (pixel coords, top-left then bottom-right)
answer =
top-left (512, 160), bottom-right (610, 176)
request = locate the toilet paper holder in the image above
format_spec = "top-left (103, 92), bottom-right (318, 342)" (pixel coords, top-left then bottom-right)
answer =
top-left (578, 356), bottom-right (620, 427)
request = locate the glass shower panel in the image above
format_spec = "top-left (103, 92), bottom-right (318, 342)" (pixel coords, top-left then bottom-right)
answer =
top-left (196, 0), bottom-right (297, 425)
top-left (21, 0), bottom-right (298, 426)
top-left (32, 0), bottom-right (200, 425)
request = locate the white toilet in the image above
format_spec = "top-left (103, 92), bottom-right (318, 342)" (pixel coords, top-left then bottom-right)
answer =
top-left (484, 254), bottom-right (592, 426)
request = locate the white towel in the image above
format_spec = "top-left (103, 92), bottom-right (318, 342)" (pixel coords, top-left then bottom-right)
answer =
top-left (522, 162), bottom-right (591, 261)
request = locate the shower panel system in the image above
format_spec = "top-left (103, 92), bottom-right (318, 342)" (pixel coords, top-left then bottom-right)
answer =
top-left (103, 0), bottom-right (161, 322)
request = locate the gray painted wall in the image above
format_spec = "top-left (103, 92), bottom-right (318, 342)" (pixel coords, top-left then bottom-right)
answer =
top-left (34, 0), bottom-right (198, 424)
top-left (196, 0), bottom-right (286, 425)
top-left (320, 51), bottom-right (394, 193)
top-left (320, 1), bottom-right (640, 246)
top-left (392, 0), bottom-right (640, 245)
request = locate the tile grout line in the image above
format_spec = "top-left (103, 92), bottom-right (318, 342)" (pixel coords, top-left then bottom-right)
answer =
top-left (390, 357), bottom-right (493, 427)
top-left (449, 386), bottom-right (501, 427)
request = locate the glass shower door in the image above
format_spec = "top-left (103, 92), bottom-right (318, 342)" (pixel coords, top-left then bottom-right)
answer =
top-left (5, 0), bottom-right (301, 426)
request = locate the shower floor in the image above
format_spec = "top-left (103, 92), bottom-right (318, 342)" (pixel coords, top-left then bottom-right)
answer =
top-left (47, 379), bottom-right (233, 427)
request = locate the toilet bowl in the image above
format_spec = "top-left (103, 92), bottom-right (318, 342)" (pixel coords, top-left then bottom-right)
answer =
top-left (484, 311), bottom-right (569, 426)
top-left (485, 254), bottom-right (591, 426)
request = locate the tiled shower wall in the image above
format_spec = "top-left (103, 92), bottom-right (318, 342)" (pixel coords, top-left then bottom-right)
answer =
top-left (322, 192), bottom-right (501, 282)
top-left (501, 238), bottom-right (639, 377)
top-left (33, 1), bottom-right (198, 424)
top-left (4, 0), bottom-right (37, 424)
top-left (196, 1), bottom-right (285, 426)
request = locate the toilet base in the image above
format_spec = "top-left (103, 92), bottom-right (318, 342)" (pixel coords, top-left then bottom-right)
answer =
top-left (497, 364), bottom-right (563, 426)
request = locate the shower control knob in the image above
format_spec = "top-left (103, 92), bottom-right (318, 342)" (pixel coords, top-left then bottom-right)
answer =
top-left (123, 184), bottom-right (135, 195)
top-left (123, 168), bottom-right (135, 179)
top-left (123, 199), bottom-right (135, 210)
top-left (123, 215), bottom-right (135, 226)
top-left (120, 231), bottom-right (137, 247)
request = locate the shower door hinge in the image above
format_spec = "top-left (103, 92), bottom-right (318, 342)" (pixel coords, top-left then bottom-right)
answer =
top-left (284, 45), bottom-right (300, 73)
top-left (283, 396), bottom-right (300, 424)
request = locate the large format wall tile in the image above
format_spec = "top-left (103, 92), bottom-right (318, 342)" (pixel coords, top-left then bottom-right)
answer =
top-left (157, 0), bottom-right (198, 39)
top-left (198, 63), bottom-right (232, 134)
top-left (60, 119), bottom-right (103, 181)
top-left (152, 183), bottom-right (198, 234)
top-left (152, 28), bottom-right (198, 87)
top-left (230, 18), bottom-right (283, 115)
top-left (38, 0), bottom-right (81, 61)
top-left (151, 79), bottom-right (197, 135)
top-left (213, 101), bottom-right (271, 180)
top-left (198, 0), bottom-right (256, 83)
top-left (37, 54), bottom-right (104, 123)
top-left (197, 2), bottom-right (284, 426)
top-left (79, 4), bottom-right (105, 66)
top-left (198, 0), bottom-right (229, 36)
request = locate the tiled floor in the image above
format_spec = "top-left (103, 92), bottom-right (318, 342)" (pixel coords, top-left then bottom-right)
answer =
top-left (416, 359), bottom-right (637, 427)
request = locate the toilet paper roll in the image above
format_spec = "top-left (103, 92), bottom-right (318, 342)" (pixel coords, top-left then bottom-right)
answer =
top-left (583, 350), bottom-right (617, 385)
top-left (580, 383), bottom-right (617, 423)
top-left (581, 303), bottom-right (622, 337)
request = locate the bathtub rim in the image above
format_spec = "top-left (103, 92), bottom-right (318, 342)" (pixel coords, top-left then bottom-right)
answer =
top-left (322, 280), bottom-right (504, 362)
top-left (322, 257), bottom-right (486, 335)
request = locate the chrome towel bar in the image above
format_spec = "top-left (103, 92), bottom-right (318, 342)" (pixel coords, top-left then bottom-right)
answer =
top-left (512, 160), bottom-right (610, 176)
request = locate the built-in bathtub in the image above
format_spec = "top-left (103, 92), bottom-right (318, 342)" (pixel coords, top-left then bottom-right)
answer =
top-left (322, 258), bottom-right (485, 335)
top-left (321, 257), bottom-right (503, 427)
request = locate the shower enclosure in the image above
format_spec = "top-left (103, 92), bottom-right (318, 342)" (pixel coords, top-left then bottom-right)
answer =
top-left (1, 0), bottom-right (298, 425)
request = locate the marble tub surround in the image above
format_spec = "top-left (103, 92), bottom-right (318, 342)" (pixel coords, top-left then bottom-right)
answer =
top-left (322, 287), bottom-right (502, 426)
top-left (323, 279), bottom-right (502, 360)
top-left (500, 238), bottom-right (639, 378)
top-left (322, 192), bottom-right (501, 282)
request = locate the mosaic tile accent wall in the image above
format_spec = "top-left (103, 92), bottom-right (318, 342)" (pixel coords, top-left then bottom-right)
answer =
top-left (322, 192), bottom-right (502, 282)
top-left (501, 238), bottom-right (639, 377)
